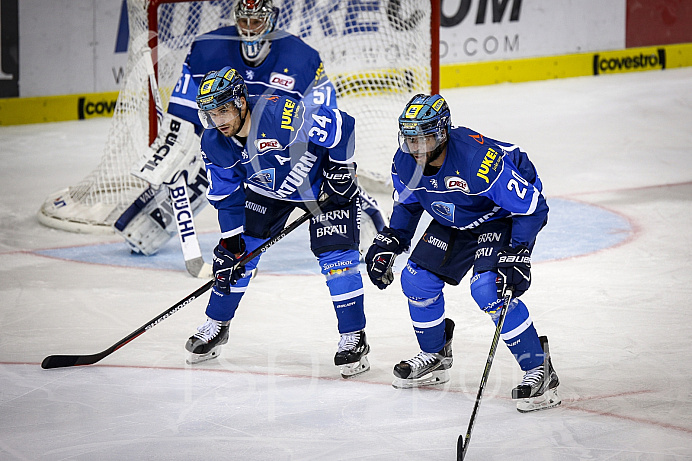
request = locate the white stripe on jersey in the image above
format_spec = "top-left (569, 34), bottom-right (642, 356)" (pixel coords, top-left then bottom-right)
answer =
top-left (327, 108), bottom-right (343, 150)
top-left (169, 95), bottom-right (199, 110)
top-left (412, 314), bottom-right (445, 329)
top-left (331, 287), bottom-right (364, 302)
top-left (500, 315), bottom-right (533, 341)
top-left (220, 226), bottom-right (244, 239)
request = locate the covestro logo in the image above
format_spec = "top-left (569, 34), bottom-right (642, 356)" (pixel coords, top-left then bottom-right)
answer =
top-left (593, 49), bottom-right (665, 75)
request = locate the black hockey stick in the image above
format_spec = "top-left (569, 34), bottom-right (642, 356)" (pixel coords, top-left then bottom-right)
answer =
top-left (41, 195), bottom-right (334, 369)
top-left (457, 288), bottom-right (513, 460)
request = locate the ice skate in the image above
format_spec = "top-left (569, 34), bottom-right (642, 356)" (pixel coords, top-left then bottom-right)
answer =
top-left (334, 330), bottom-right (370, 378)
top-left (185, 318), bottom-right (230, 364)
top-left (392, 318), bottom-right (454, 389)
top-left (513, 336), bottom-right (561, 412)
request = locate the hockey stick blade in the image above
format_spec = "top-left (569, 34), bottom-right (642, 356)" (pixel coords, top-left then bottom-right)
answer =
top-left (41, 280), bottom-right (213, 369)
top-left (41, 195), bottom-right (334, 370)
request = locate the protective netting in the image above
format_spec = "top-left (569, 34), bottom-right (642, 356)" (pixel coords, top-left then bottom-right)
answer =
top-left (38, 0), bottom-right (433, 233)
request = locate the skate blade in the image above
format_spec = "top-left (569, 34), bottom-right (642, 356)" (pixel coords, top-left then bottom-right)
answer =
top-left (392, 369), bottom-right (449, 389)
top-left (339, 356), bottom-right (370, 378)
top-left (516, 387), bottom-right (561, 413)
top-left (185, 347), bottom-right (222, 365)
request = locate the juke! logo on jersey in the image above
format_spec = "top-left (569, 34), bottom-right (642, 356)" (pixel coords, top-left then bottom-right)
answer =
top-left (476, 147), bottom-right (501, 184)
top-left (280, 99), bottom-right (297, 131)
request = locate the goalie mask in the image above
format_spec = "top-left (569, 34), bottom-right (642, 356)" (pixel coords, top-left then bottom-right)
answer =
top-left (233, 0), bottom-right (279, 64)
top-left (196, 67), bottom-right (249, 136)
top-left (398, 94), bottom-right (452, 166)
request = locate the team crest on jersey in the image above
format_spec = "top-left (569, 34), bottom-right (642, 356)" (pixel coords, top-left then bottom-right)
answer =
top-left (248, 168), bottom-right (275, 189)
top-left (269, 72), bottom-right (295, 90)
top-left (445, 176), bottom-right (471, 193)
top-left (431, 201), bottom-right (455, 222)
top-left (254, 138), bottom-right (282, 152)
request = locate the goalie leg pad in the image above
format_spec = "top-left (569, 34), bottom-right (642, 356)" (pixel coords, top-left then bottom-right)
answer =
top-left (114, 186), bottom-right (175, 255)
top-left (114, 164), bottom-right (208, 256)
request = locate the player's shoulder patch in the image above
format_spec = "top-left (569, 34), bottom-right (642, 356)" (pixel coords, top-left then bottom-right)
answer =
top-left (468, 144), bottom-right (504, 191)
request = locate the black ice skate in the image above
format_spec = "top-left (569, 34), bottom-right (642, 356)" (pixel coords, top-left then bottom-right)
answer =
top-left (334, 330), bottom-right (370, 378)
top-left (392, 318), bottom-right (455, 389)
top-left (512, 335), bottom-right (561, 413)
top-left (185, 318), bottom-right (230, 364)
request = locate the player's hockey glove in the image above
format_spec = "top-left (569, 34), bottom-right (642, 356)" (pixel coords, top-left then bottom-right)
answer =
top-left (365, 228), bottom-right (405, 289)
top-left (495, 245), bottom-right (532, 297)
top-left (321, 161), bottom-right (359, 206)
top-left (212, 235), bottom-right (247, 294)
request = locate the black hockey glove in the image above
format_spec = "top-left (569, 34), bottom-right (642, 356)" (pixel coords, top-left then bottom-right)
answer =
top-left (495, 245), bottom-right (532, 298)
top-left (365, 228), bottom-right (405, 290)
top-left (213, 236), bottom-right (247, 294)
top-left (321, 161), bottom-right (359, 206)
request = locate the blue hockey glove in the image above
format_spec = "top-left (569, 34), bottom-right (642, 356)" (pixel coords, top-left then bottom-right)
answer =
top-left (365, 228), bottom-right (405, 290)
top-left (213, 236), bottom-right (246, 294)
top-left (321, 162), bottom-right (359, 206)
top-left (495, 245), bottom-right (532, 297)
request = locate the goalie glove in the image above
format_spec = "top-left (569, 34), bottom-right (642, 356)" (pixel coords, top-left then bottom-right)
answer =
top-left (365, 228), bottom-right (405, 290)
top-left (321, 161), bottom-right (359, 206)
top-left (213, 236), bottom-right (247, 294)
top-left (495, 245), bottom-right (532, 297)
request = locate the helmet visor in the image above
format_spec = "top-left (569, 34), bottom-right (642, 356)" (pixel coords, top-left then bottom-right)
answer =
top-left (198, 101), bottom-right (242, 130)
top-left (398, 131), bottom-right (447, 156)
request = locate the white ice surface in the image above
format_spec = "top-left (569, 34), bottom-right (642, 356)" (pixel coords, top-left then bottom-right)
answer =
top-left (1, 68), bottom-right (692, 460)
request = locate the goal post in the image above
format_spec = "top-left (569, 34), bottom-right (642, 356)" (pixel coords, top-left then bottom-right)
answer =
top-left (38, 0), bottom-right (440, 234)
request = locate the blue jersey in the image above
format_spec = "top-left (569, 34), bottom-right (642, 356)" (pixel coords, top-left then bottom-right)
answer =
top-left (390, 126), bottom-right (548, 248)
top-left (168, 27), bottom-right (336, 128)
top-left (201, 95), bottom-right (355, 237)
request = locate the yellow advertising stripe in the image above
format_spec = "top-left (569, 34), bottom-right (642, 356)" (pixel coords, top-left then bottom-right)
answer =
top-left (441, 42), bottom-right (692, 88)
top-left (1, 43), bottom-right (690, 126)
top-left (0, 91), bottom-right (119, 126)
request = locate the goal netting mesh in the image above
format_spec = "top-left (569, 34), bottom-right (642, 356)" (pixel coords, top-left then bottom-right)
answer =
top-left (38, 0), bottom-right (435, 233)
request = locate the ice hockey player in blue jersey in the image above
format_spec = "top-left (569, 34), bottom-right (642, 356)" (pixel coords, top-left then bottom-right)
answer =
top-left (365, 94), bottom-right (560, 412)
top-left (166, 0), bottom-right (386, 229)
top-left (118, 0), bottom-right (384, 263)
top-left (167, 0), bottom-right (337, 126)
top-left (184, 67), bottom-right (370, 378)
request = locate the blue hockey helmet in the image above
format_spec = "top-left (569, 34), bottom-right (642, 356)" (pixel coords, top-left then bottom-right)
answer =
top-left (398, 94), bottom-right (452, 157)
top-left (196, 67), bottom-right (249, 130)
top-left (233, 0), bottom-right (279, 62)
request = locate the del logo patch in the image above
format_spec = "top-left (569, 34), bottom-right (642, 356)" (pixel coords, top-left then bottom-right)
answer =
top-left (249, 168), bottom-right (275, 189)
top-left (445, 176), bottom-right (470, 193)
top-left (254, 138), bottom-right (282, 152)
top-left (431, 201), bottom-right (455, 222)
top-left (269, 72), bottom-right (295, 90)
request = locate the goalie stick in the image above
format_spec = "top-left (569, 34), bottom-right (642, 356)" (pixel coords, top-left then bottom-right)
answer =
top-left (168, 173), bottom-right (212, 279)
top-left (146, 46), bottom-right (209, 279)
top-left (41, 195), bottom-right (334, 370)
top-left (457, 288), bottom-right (513, 461)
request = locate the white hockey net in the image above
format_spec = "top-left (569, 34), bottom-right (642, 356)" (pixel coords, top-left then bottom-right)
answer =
top-left (38, 0), bottom-right (436, 233)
